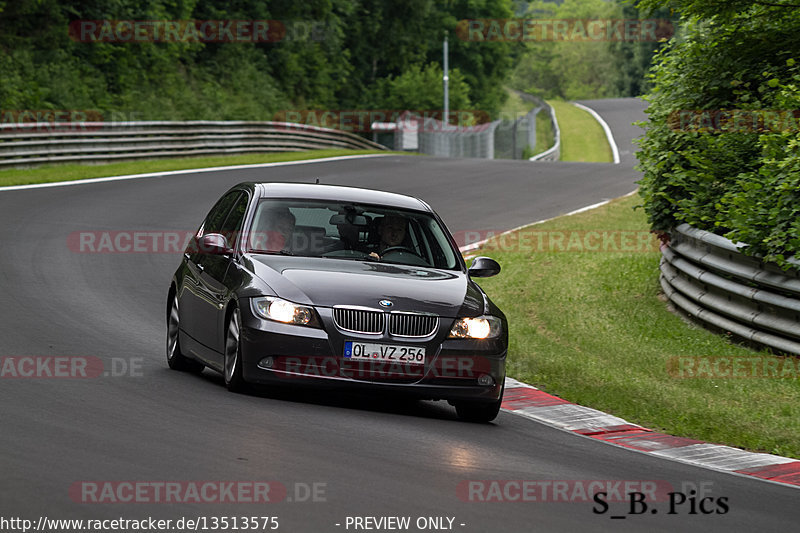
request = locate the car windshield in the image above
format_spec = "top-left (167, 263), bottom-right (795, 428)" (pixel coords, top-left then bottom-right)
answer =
top-left (248, 199), bottom-right (460, 270)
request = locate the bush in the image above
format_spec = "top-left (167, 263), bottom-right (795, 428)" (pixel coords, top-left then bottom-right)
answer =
top-left (636, 10), bottom-right (800, 268)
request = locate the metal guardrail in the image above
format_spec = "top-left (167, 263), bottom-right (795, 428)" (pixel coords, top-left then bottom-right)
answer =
top-left (0, 121), bottom-right (386, 167)
top-left (660, 223), bottom-right (800, 355)
top-left (529, 101), bottom-right (560, 162)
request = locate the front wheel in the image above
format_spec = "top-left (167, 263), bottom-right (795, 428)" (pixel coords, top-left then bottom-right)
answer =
top-left (224, 308), bottom-right (247, 393)
top-left (166, 295), bottom-right (204, 373)
top-left (454, 385), bottom-right (504, 423)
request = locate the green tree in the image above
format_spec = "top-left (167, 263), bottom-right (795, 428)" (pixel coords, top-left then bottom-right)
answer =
top-left (510, 0), bottom-right (672, 99)
top-left (636, 0), bottom-right (800, 266)
top-left (0, 0), bottom-right (517, 122)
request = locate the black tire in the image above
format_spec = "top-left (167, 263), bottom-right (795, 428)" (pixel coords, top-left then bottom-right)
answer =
top-left (224, 307), bottom-right (248, 393)
top-left (454, 385), bottom-right (504, 423)
top-left (166, 294), bottom-right (204, 373)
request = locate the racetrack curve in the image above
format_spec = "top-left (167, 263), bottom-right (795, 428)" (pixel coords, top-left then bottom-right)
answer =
top-left (1, 98), bottom-right (797, 532)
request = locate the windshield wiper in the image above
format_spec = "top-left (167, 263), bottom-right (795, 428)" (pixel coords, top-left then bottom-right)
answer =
top-left (250, 249), bottom-right (294, 256)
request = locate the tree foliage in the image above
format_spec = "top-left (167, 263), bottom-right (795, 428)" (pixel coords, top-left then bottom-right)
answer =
top-left (509, 0), bottom-right (674, 99)
top-left (0, 0), bottom-right (515, 121)
top-left (636, 0), bottom-right (800, 266)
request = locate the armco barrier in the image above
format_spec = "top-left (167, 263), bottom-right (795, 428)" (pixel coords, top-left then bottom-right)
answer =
top-left (0, 121), bottom-right (386, 167)
top-left (660, 223), bottom-right (800, 355)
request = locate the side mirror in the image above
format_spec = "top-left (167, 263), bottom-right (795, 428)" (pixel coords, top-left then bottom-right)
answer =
top-left (468, 256), bottom-right (501, 278)
top-left (198, 233), bottom-right (233, 255)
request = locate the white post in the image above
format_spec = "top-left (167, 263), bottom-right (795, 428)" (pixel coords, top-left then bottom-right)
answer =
top-left (443, 32), bottom-right (449, 126)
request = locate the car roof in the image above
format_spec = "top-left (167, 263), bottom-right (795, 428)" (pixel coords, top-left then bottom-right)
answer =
top-left (244, 182), bottom-right (431, 212)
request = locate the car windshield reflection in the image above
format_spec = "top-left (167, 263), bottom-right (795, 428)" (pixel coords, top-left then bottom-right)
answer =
top-left (247, 199), bottom-right (460, 270)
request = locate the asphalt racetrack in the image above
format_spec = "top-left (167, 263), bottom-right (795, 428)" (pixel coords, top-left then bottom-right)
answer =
top-left (1, 98), bottom-right (797, 532)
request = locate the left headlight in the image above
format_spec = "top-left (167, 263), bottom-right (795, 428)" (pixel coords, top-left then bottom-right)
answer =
top-left (448, 316), bottom-right (502, 339)
top-left (251, 297), bottom-right (319, 327)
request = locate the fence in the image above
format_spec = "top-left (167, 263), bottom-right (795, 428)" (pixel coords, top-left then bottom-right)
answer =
top-left (660, 223), bottom-right (800, 355)
top-left (0, 121), bottom-right (386, 167)
top-left (411, 91), bottom-right (558, 160)
top-left (416, 119), bottom-right (501, 159)
top-left (493, 107), bottom-right (539, 160)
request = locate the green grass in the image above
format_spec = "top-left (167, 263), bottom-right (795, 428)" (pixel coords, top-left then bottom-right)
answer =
top-left (501, 87), bottom-right (536, 118)
top-left (0, 149), bottom-right (392, 187)
top-left (473, 193), bottom-right (800, 458)
top-left (535, 111), bottom-right (555, 155)
top-left (548, 100), bottom-right (613, 163)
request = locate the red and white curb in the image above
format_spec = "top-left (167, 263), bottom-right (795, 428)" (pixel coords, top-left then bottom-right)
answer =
top-left (501, 377), bottom-right (800, 489)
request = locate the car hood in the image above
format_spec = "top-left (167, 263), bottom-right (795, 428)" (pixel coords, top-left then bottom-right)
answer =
top-left (246, 256), bottom-right (484, 317)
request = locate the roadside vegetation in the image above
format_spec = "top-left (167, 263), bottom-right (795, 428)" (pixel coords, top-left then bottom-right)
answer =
top-left (636, 0), bottom-right (800, 267)
top-left (1, 0), bottom-right (668, 128)
top-left (509, 0), bottom-right (674, 100)
top-left (0, 1), bottom-right (513, 123)
top-left (473, 193), bottom-right (800, 458)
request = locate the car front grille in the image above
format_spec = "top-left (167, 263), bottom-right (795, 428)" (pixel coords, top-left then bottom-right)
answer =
top-left (333, 307), bottom-right (385, 334)
top-left (333, 307), bottom-right (438, 337)
top-left (389, 312), bottom-right (438, 337)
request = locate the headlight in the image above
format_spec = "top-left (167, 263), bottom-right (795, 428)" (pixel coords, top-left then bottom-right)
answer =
top-left (251, 297), bottom-right (318, 327)
top-left (448, 316), bottom-right (502, 339)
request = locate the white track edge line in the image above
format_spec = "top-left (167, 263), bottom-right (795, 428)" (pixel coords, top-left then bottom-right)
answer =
top-left (572, 102), bottom-right (621, 164)
top-left (0, 153), bottom-right (394, 192)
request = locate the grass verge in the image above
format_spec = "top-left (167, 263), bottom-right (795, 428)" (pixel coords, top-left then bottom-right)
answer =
top-left (548, 100), bottom-right (613, 163)
top-left (501, 87), bottom-right (536, 117)
top-left (0, 149), bottom-right (392, 187)
top-left (473, 193), bottom-right (800, 458)
top-left (535, 111), bottom-right (555, 155)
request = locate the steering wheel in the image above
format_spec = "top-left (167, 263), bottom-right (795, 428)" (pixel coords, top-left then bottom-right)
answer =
top-left (380, 246), bottom-right (423, 258)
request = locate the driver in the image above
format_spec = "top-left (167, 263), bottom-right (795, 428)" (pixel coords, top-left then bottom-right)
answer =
top-left (369, 214), bottom-right (408, 260)
top-left (251, 206), bottom-right (296, 252)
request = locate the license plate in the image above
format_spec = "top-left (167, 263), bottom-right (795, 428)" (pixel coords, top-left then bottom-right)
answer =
top-left (344, 341), bottom-right (425, 365)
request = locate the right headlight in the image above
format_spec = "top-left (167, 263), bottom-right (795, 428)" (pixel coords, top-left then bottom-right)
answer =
top-left (251, 297), bottom-right (319, 327)
top-left (448, 316), bottom-right (502, 339)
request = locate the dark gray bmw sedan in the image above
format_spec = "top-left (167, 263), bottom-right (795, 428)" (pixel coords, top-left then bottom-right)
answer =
top-left (167, 182), bottom-right (507, 422)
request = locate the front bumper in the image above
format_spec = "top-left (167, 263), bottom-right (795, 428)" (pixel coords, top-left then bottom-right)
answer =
top-left (238, 303), bottom-right (506, 403)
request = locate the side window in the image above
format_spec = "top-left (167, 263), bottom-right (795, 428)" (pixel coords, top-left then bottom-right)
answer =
top-left (199, 192), bottom-right (242, 237)
top-left (218, 194), bottom-right (249, 244)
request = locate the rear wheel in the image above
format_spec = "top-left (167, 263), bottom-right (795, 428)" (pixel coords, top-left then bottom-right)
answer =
top-left (454, 385), bottom-right (504, 423)
top-left (224, 308), bottom-right (247, 393)
top-left (166, 295), bottom-right (204, 373)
